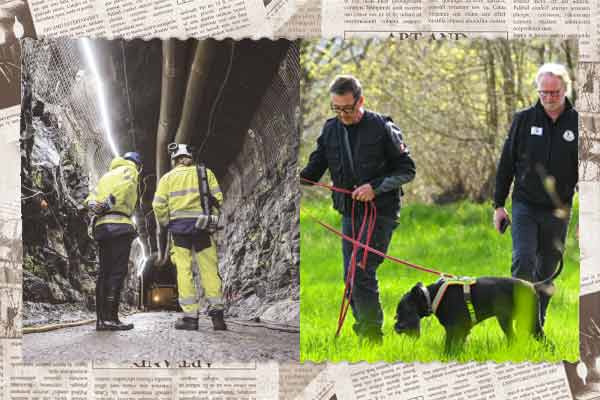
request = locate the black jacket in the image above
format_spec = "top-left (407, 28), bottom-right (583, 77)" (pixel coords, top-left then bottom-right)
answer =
top-left (300, 110), bottom-right (416, 217)
top-left (494, 99), bottom-right (578, 209)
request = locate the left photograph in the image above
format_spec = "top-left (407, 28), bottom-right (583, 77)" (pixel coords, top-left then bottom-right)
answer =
top-left (0, 0), bottom-right (36, 108)
top-left (20, 38), bottom-right (300, 362)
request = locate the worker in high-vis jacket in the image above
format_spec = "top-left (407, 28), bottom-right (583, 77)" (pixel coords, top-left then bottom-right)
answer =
top-left (152, 143), bottom-right (227, 331)
top-left (85, 152), bottom-right (141, 331)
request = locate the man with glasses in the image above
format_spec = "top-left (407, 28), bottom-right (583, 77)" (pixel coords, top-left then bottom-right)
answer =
top-left (493, 63), bottom-right (578, 328)
top-left (152, 143), bottom-right (227, 331)
top-left (300, 75), bottom-right (416, 342)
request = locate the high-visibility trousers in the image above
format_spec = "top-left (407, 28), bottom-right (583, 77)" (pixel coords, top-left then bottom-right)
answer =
top-left (170, 238), bottom-right (224, 318)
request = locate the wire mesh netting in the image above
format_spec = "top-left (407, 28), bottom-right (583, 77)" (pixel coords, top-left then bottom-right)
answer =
top-left (22, 38), bottom-right (115, 183)
top-left (237, 44), bottom-right (300, 196)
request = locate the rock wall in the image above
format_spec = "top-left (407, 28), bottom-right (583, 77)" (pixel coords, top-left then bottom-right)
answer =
top-left (21, 114), bottom-right (102, 322)
top-left (219, 45), bottom-right (300, 324)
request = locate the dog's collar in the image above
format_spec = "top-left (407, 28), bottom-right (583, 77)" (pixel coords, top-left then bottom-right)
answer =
top-left (418, 284), bottom-right (433, 316)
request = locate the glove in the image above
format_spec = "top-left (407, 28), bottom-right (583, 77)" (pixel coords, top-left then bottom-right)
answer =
top-left (88, 201), bottom-right (108, 215)
top-left (195, 214), bottom-right (219, 233)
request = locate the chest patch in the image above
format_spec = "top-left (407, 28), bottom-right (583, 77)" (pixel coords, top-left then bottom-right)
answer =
top-left (563, 129), bottom-right (575, 142)
top-left (530, 126), bottom-right (543, 136)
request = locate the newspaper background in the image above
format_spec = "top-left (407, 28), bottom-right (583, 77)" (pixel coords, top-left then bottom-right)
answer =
top-left (0, 0), bottom-right (599, 398)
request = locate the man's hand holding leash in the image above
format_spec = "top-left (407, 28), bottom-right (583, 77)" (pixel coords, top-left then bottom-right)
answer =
top-left (352, 183), bottom-right (375, 202)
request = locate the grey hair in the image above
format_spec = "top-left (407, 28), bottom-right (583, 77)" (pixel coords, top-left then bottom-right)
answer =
top-left (535, 63), bottom-right (572, 97)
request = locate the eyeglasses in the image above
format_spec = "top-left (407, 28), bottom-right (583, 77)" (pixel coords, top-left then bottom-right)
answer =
top-left (538, 90), bottom-right (562, 98)
top-left (330, 99), bottom-right (358, 115)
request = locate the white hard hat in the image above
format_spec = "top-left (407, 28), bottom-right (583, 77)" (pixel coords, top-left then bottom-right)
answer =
top-left (168, 143), bottom-right (193, 160)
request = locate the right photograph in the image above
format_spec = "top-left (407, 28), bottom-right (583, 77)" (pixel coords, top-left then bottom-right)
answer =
top-left (299, 39), bottom-right (580, 363)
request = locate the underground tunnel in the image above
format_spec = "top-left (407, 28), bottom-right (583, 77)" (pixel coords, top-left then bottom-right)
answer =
top-left (20, 38), bottom-right (300, 329)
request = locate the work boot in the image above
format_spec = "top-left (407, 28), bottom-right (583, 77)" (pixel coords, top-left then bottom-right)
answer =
top-left (95, 306), bottom-right (108, 331)
top-left (95, 284), bottom-right (107, 331)
top-left (209, 309), bottom-right (227, 331)
top-left (175, 317), bottom-right (199, 330)
top-left (103, 294), bottom-right (134, 331)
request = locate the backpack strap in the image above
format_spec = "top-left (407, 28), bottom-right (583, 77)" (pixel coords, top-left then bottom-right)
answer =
top-left (197, 164), bottom-right (210, 215)
top-left (197, 164), bottom-right (221, 215)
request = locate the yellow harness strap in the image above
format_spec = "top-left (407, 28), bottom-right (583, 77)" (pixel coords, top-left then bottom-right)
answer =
top-left (431, 277), bottom-right (477, 325)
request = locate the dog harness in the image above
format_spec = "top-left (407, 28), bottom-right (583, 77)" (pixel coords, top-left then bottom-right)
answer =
top-left (428, 277), bottom-right (478, 325)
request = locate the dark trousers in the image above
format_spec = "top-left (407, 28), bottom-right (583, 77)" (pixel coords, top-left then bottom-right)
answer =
top-left (96, 234), bottom-right (134, 313)
top-left (342, 214), bottom-right (397, 337)
top-left (511, 201), bottom-right (569, 326)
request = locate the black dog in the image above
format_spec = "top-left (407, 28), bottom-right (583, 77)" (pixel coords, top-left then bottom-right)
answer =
top-left (394, 261), bottom-right (562, 353)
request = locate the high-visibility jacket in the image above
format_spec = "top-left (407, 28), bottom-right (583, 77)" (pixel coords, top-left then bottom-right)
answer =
top-left (85, 157), bottom-right (139, 227)
top-left (152, 164), bottom-right (222, 234)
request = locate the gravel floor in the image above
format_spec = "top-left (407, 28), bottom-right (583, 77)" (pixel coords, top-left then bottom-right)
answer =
top-left (23, 311), bottom-right (299, 363)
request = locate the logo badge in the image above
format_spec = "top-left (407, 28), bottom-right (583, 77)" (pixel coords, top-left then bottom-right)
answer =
top-left (563, 130), bottom-right (575, 142)
top-left (530, 126), bottom-right (543, 136)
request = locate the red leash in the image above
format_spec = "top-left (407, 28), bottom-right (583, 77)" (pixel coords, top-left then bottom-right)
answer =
top-left (336, 200), bottom-right (377, 337)
top-left (300, 177), bottom-right (377, 337)
top-left (306, 213), bottom-right (455, 278)
top-left (301, 177), bottom-right (455, 337)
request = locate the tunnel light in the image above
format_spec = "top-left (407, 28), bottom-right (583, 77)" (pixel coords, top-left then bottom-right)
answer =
top-left (577, 361), bottom-right (588, 386)
top-left (135, 237), bottom-right (147, 259)
top-left (133, 214), bottom-right (149, 277)
top-left (153, 295), bottom-right (160, 303)
top-left (13, 17), bottom-right (24, 39)
top-left (137, 255), bottom-right (148, 278)
top-left (133, 216), bottom-right (146, 257)
top-left (79, 39), bottom-right (119, 157)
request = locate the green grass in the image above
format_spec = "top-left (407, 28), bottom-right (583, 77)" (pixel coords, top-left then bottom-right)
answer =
top-left (300, 198), bottom-right (579, 363)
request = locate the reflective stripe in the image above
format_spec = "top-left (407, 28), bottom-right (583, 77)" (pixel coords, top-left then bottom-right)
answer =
top-left (95, 220), bottom-right (130, 228)
top-left (170, 188), bottom-right (199, 197)
top-left (179, 296), bottom-right (197, 306)
top-left (153, 195), bottom-right (167, 204)
top-left (171, 210), bottom-right (203, 218)
top-left (99, 212), bottom-right (131, 219)
top-left (211, 187), bottom-right (222, 194)
top-left (96, 213), bottom-right (131, 224)
top-left (206, 297), bottom-right (224, 308)
top-left (183, 311), bottom-right (199, 319)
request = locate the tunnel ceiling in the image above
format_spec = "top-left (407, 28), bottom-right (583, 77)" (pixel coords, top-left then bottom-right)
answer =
top-left (24, 37), bottom-right (292, 188)
top-left (99, 39), bottom-right (292, 179)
